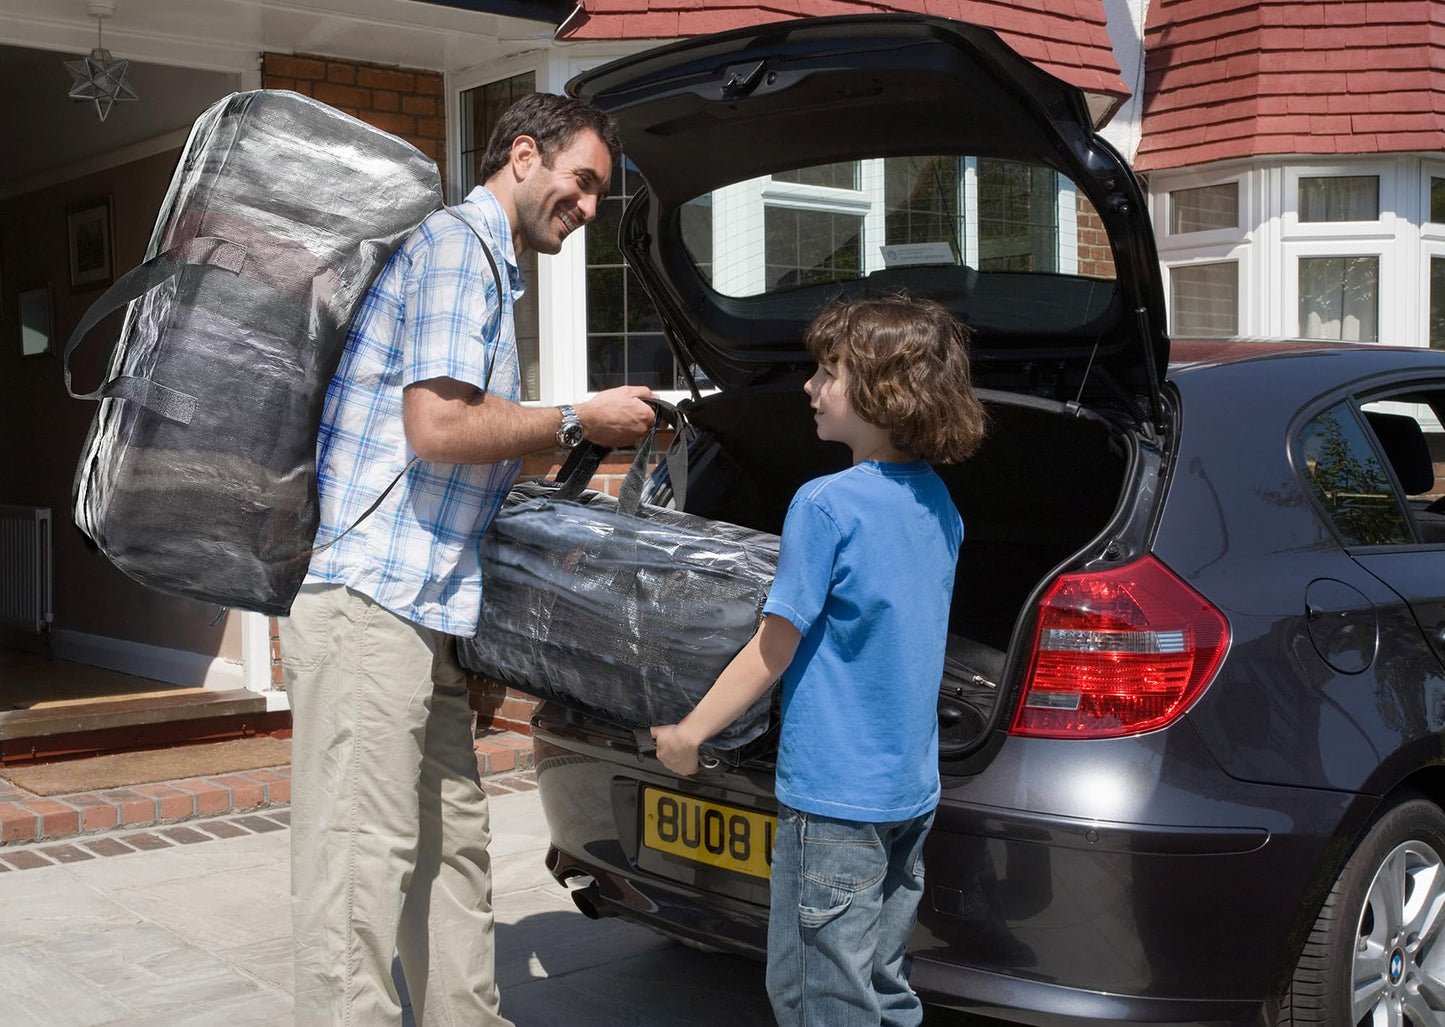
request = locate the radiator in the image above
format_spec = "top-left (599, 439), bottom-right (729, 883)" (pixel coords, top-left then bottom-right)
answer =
top-left (0, 505), bottom-right (53, 633)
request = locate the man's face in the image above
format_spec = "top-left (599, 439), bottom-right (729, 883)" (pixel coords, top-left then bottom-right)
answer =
top-left (513, 129), bottom-right (613, 256)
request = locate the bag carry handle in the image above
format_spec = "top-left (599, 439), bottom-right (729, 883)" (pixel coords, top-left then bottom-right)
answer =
top-left (62, 238), bottom-right (247, 424)
top-left (553, 398), bottom-right (695, 515)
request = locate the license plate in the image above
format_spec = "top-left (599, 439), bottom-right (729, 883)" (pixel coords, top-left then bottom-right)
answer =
top-left (642, 787), bottom-right (775, 880)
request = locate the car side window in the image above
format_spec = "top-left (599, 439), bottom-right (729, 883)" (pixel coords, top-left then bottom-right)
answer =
top-left (1297, 402), bottom-right (1414, 546)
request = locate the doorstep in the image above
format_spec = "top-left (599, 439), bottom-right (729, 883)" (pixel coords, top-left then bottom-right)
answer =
top-left (0, 688), bottom-right (289, 765)
top-left (0, 728), bottom-right (536, 854)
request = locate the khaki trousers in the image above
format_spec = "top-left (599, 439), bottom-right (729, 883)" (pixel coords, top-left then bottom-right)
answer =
top-left (280, 583), bottom-right (510, 1027)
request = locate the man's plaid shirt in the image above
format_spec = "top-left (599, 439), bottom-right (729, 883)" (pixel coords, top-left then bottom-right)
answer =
top-left (304, 187), bottom-right (528, 635)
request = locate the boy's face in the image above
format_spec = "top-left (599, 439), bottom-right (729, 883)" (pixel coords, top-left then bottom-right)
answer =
top-left (805, 356), bottom-right (872, 451)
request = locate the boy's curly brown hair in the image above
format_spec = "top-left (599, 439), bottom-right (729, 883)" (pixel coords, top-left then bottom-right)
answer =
top-left (803, 293), bottom-right (988, 464)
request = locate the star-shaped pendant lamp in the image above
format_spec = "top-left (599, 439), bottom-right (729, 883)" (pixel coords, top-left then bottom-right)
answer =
top-left (65, 1), bottom-right (138, 122)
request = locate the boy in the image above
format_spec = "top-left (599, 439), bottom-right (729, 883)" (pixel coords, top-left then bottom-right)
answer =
top-left (651, 292), bottom-right (987, 1026)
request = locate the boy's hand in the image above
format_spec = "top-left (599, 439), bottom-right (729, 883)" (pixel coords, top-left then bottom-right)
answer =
top-left (650, 724), bottom-right (700, 776)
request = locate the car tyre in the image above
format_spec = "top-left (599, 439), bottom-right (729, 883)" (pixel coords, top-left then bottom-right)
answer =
top-left (1278, 796), bottom-right (1445, 1026)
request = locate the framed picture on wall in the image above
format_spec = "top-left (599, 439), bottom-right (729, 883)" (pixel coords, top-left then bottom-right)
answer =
top-left (68, 196), bottom-right (113, 289)
top-left (19, 285), bottom-right (52, 357)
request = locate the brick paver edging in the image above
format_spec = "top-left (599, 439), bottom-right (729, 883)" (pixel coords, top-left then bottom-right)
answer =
top-left (0, 770), bottom-right (538, 872)
top-left (0, 766), bottom-right (292, 847)
top-left (0, 731), bottom-right (536, 850)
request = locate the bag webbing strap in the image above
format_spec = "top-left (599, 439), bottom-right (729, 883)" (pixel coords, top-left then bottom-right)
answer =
top-left (554, 398), bottom-right (694, 515)
top-left (62, 238), bottom-right (247, 424)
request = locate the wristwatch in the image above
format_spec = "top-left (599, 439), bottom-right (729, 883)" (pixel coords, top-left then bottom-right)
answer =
top-left (555, 404), bottom-right (585, 448)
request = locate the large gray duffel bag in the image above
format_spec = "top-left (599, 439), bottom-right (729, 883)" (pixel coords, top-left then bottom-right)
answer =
top-left (459, 404), bottom-right (782, 758)
top-left (65, 90), bottom-right (442, 615)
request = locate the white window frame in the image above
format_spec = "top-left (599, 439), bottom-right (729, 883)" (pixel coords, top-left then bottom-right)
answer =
top-left (1422, 163), bottom-right (1445, 234)
top-left (1158, 176), bottom-right (1246, 251)
top-left (1422, 237), bottom-right (1445, 351)
top-left (1163, 246), bottom-right (1253, 339)
top-left (1282, 162), bottom-right (1396, 241)
top-left (1285, 241), bottom-right (1393, 343)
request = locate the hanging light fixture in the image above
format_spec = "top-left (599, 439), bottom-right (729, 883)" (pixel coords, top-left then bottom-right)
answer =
top-left (65, 0), bottom-right (138, 122)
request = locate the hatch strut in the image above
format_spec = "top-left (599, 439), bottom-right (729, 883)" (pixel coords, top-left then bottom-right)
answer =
top-left (1071, 283), bottom-right (1159, 438)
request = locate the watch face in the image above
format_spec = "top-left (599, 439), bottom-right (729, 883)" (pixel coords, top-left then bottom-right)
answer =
top-left (560, 421), bottom-right (585, 447)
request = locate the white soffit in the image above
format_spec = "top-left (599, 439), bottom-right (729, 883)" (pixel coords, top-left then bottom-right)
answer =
top-left (0, 0), bottom-right (557, 75)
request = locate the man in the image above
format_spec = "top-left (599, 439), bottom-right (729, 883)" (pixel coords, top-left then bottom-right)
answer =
top-left (280, 92), bottom-right (655, 1025)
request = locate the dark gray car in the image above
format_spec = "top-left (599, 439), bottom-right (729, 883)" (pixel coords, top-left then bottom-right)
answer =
top-left (529, 15), bottom-right (1445, 1026)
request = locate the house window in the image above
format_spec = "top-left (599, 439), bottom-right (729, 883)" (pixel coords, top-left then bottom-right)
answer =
top-left (458, 72), bottom-right (535, 190)
top-left (764, 207), bottom-right (864, 290)
top-left (1171, 262), bottom-right (1238, 337)
top-left (1299, 256), bottom-right (1379, 342)
top-left (586, 155), bottom-right (677, 391)
top-left (681, 194), bottom-right (713, 284)
top-left (1169, 182), bottom-right (1238, 234)
top-left (458, 72), bottom-right (539, 399)
top-left (1432, 256), bottom-right (1445, 350)
top-left (1432, 177), bottom-right (1445, 224)
top-left (1299, 176), bottom-right (1379, 223)
top-left (884, 156), bottom-right (962, 254)
top-left (976, 160), bottom-right (1058, 271)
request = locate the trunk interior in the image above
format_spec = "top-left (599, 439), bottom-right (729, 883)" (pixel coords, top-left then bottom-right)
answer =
top-left (679, 382), bottom-right (1131, 753)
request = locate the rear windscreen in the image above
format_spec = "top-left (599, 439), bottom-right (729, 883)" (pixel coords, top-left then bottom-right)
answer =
top-left (676, 155), bottom-right (1116, 298)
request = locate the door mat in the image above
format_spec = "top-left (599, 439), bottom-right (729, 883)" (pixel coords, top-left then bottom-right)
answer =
top-left (0, 736), bottom-right (292, 797)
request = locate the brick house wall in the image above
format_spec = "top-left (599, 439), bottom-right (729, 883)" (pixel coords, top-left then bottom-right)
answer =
top-left (1076, 198), bottom-right (1116, 280)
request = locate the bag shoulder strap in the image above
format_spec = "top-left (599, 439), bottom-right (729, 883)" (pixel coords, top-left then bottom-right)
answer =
top-left (307, 205), bottom-right (503, 559)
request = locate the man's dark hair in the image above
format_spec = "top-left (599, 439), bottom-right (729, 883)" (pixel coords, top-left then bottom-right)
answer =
top-left (476, 92), bottom-right (622, 184)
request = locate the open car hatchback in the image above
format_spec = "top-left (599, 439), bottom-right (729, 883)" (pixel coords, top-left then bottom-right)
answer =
top-left (523, 14), bottom-right (1445, 1026)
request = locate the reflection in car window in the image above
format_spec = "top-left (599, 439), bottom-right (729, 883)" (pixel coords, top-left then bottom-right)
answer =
top-left (1298, 403), bottom-right (1413, 546)
top-left (680, 156), bottom-right (1112, 298)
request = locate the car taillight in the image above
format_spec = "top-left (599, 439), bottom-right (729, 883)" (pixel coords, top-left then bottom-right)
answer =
top-left (1010, 555), bottom-right (1229, 738)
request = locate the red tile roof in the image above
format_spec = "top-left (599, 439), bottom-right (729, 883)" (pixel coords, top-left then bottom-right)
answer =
top-left (559, 1), bottom-right (1130, 99)
top-left (1136, 0), bottom-right (1445, 171)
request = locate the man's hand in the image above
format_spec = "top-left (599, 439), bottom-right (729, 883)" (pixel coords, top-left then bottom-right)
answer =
top-left (576, 386), bottom-right (656, 447)
top-left (650, 724), bottom-right (700, 777)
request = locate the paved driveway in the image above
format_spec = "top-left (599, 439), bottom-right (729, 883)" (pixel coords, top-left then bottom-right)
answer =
top-left (0, 785), bottom-right (999, 1026)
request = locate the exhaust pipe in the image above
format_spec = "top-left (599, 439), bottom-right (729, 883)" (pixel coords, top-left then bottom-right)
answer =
top-left (562, 873), bottom-right (614, 920)
top-left (571, 885), bottom-right (605, 919)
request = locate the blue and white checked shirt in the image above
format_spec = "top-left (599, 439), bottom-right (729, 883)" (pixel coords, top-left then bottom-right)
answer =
top-left (304, 187), bottom-right (528, 635)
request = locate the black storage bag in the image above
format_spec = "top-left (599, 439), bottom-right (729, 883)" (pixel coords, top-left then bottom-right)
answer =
top-left (459, 405), bottom-right (781, 755)
top-left (66, 90), bottom-right (442, 615)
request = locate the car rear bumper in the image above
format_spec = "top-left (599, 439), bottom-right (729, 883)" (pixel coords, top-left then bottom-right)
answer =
top-left (909, 957), bottom-right (1261, 1027)
top-left (533, 708), bottom-right (1369, 1024)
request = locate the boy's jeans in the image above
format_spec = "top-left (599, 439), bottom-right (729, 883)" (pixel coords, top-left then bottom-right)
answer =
top-left (766, 804), bottom-right (935, 1027)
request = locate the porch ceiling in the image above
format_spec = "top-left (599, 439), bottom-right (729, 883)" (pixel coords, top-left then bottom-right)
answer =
top-left (0, 0), bottom-right (570, 194)
top-left (0, 0), bottom-right (562, 77)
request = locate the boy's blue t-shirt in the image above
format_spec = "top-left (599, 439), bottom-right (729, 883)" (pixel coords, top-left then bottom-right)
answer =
top-left (762, 460), bottom-right (963, 822)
